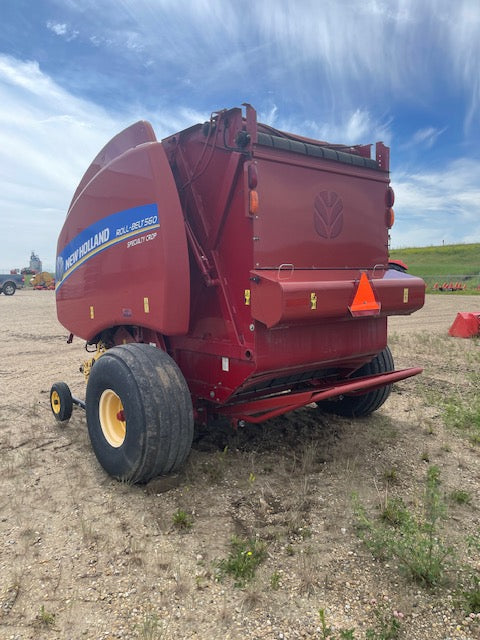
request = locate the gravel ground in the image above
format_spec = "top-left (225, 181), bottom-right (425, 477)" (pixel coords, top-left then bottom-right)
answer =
top-left (1, 290), bottom-right (479, 639)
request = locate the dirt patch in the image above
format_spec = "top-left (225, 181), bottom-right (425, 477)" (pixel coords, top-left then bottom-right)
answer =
top-left (1, 291), bottom-right (479, 639)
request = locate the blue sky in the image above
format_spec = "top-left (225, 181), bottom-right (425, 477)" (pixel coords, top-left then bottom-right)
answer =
top-left (1, 0), bottom-right (480, 271)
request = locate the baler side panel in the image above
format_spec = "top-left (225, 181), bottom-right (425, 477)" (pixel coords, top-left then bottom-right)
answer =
top-left (167, 133), bottom-right (257, 401)
top-left (56, 141), bottom-right (190, 341)
top-left (167, 137), bottom-right (255, 347)
top-left (69, 121), bottom-right (157, 213)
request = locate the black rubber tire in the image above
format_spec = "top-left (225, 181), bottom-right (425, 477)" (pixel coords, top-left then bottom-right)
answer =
top-left (85, 343), bottom-right (193, 483)
top-left (3, 282), bottom-right (16, 295)
top-left (317, 346), bottom-right (394, 418)
top-left (50, 382), bottom-right (73, 422)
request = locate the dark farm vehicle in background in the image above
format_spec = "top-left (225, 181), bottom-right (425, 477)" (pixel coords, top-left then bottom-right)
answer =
top-left (388, 258), bottom-right (408, 273)
top-left (0, 272), bottom-right (24, 295)
top-left (50, 104), bottom-right (425, 483)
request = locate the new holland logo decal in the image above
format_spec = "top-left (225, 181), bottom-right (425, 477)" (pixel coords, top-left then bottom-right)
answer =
top-left (313, 191), bottom-right (344, 239)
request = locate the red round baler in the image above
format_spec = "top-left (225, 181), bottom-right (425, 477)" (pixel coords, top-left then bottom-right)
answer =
top-left (51, 105), bottom-right (425, 483)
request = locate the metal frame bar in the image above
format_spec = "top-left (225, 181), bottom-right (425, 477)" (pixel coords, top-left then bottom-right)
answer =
top-left (216, 367), bottom-right (422, 423)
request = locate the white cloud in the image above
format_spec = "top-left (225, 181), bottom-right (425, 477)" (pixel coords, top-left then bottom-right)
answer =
top-left (442, 0), bottom-right (480, 130)
top-left (124, 32), bottom-right (145, 53)
top-left (6, 47), bottom-right (476, 271)
top-left (41, 0), bottom-right (480, 128)
top-left (46, 21), bottom-right (79, 41)
top-left (409, 127), bottom-right (447, 149)
top-left (47, 22), bottom-right (67, 36)
top-left (259, 104), bottom-right (278, 127)
top-left (260, 105), bottom-right (391, 147)
top-left (0, 55), bottom-right (202, 271)
top-left (391, 158), bottom-right (480, 247)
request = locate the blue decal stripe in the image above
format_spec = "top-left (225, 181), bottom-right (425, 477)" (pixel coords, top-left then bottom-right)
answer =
top-left (60, 223), bottom-right (159, 282)
top-left (55, 204), bottom-right (160, 291)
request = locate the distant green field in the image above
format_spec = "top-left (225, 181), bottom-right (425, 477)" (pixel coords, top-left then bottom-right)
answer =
top-left (390, 243), bottom-right (480, 294)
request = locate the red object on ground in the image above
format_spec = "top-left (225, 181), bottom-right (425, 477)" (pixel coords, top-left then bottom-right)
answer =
top-left (448, 312), bottom-right (480, 338)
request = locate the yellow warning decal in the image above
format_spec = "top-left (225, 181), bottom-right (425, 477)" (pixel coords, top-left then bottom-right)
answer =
top-left (310, 292), bottom-right (317, 310)
top-left (245, 289), bottom-right (251, 305)
top-left (403, 288), bottom-right (409, 303)
top-left (90, 305), bottom-right (95, 319)
top-left (144, 297), bottom-right (150, 313)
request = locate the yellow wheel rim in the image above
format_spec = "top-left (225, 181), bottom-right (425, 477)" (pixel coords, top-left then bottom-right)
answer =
top-left (99, 389), bottom-right (126, 448)
top-left (51, 390), bottom-right (61, 415)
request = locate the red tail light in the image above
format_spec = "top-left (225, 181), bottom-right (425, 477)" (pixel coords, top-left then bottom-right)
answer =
top-left (386, 207), bottom-right (395, 228)
top-left (385, 186), bottom-right (395, 207)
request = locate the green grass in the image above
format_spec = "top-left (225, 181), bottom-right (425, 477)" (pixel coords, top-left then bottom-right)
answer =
top-left (390, 243), bottom-right (480, 276)
top-left (318, 606), bottom-right (402, 640)
top-left (136, 612), bottom-right (167, 639)
top-left (390, 243), bottom-right (480, 293)
top-left (36, 605), bottom-right (56, 628)
top-left (449, 489), bottom-right (472, 505)
top-left (270, 570), bottom-right (281, 590)
top-left (172, 508), bottom-right (193, 531)
top-left (460, 572), bottom-right (480, 615)
top-left (442, 392), bottom-right (480, 445)
top-left (217, 536), bottom-right (267, 587)
top-left (354, 466), bottom-right (454, 587)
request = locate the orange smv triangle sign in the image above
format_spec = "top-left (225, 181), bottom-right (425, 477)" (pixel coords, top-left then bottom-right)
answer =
top-left (349, 272), bottom-right (381, 316)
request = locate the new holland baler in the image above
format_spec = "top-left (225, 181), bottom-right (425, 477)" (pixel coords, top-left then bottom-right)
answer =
top-left (50, 104), bottom-right (425, 483)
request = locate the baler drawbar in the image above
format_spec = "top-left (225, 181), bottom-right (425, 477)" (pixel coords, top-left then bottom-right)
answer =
top-left (51, 104), bottom-right (425, 483)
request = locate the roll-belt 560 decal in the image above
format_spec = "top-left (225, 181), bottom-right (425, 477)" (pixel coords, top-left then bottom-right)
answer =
top-left (56, 203), bottom-right (160, 290)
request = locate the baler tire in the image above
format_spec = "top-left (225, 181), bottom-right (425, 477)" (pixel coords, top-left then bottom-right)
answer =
top-left (85, 343), bottom-right (193, 484)
top-left (317, 346), bottom-right (394, 418)
top-left (50, 382), bottom-right (73, 422)
top-left (3, 282), bottom-right (16, 296)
